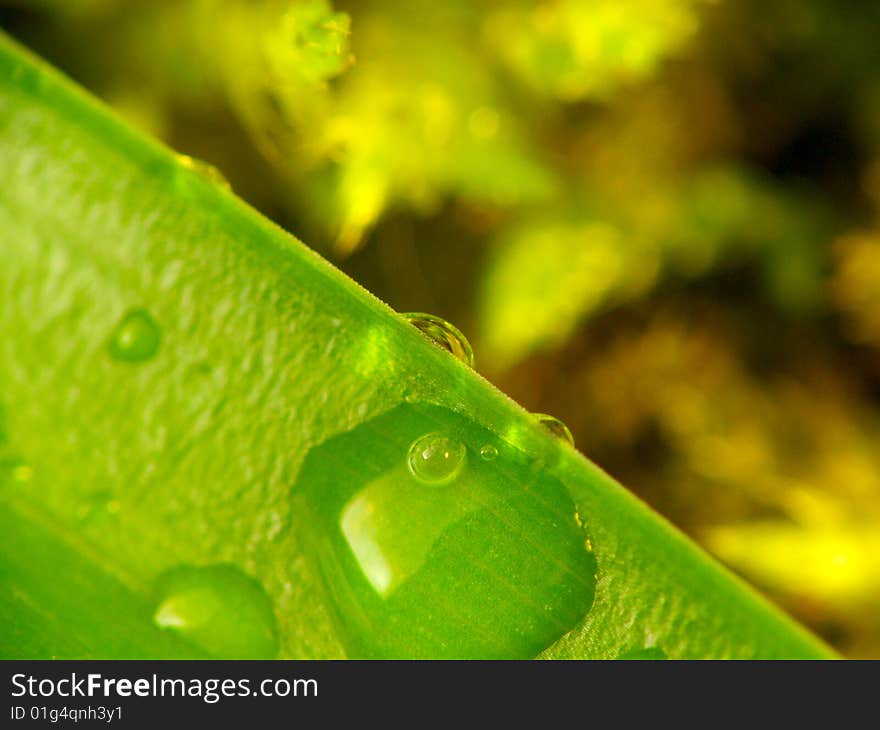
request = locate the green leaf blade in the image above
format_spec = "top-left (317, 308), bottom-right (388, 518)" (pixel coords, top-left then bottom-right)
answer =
top-left (0, 31), bottom-right (834, 659)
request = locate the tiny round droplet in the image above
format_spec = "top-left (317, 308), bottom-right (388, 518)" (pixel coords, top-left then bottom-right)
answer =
top-left (153, 564), bottom-right (278, 659)
top-left (402, 313), bottom-right (475, 368)
top-left (108, 309), bottom-right (161, 363)
top-left (533, 413), bottom-right (574, 446)
top-left (407, 433), bottom-right (466, 484)
top-left (177, 154), bottom-right (232, 190)
top-left (479, 444), bottom-right (498, 461)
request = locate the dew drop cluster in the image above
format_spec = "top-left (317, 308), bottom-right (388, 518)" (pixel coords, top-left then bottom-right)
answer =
top-left (96, 302), bottom-right (590, 659)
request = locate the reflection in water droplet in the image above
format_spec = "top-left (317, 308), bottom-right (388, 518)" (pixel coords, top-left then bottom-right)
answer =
top-left (177, 154), bottom-right (232, 191)
top-left (402, 313), bottom-right (475, 368)
top-left (108, 309), bottom-right (161, 363)
top-left (533, 413), bottom-right (574, 446)
top-left (152, 564), bottom-right (278, 659)
top-left (407, 433), bottom-right (466, 485)
top-left (294, 402), bottom-right (597, 658)
top-left (479, 444), bottom-right (498, 461)
top-left (617, 646), bottom-right (668, 660)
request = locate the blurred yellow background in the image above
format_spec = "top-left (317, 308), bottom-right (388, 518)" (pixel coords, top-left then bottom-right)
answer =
top-left (3, 0), bottom-right (879, 656)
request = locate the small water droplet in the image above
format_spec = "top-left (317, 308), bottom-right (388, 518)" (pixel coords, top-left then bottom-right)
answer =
top-left (177, 154), bottom-right (232, 191)
top-left (479, 444), bottom-right (498, 461)
top-left (407, 433), bottom-right (466, 485)
top-left (107, 309), bottom-right (161, 363)
top-left (617, 646), bottom-right (668, 660)
top-left (294, 402), bottom-right (597, 658)
top-left (533, 413), bottom-right (574, 446)
top-left (402, 313), bottom-right (475, 368)
top-left (152, 564), bottom-right (278, 659)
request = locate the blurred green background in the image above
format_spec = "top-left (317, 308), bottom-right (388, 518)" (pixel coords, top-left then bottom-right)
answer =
top-left (2, 0), bottom-right (879, 657)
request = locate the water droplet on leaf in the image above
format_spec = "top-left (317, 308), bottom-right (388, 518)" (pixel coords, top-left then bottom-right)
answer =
top-left (533, 413), bottom-right (574, 446)
top-left (177, 154), bottom-right (232, 191)
top-left (402, 313), bottom-right (475, 368)
top-left (294, 403), bottom-right (596, 658)
top-left (479, 444), bottom-right (498, 461)
top-left (152, 564), bottom-right (278, 659)
top-left (108, 309), bottom-right (161, 363)
top-left (407, 433), bottom-right (466, 485)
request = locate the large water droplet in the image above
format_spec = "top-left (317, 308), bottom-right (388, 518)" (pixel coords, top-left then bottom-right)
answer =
top-left (177, 154), bottom-right (232, 191)
top-left (617, 646), bottom-right (668, 660)
top-left (152, 564), bottom-right (278, 658)
top-left (533, 413), bottom-right (574, 446)
top-left (108, 309), bottom-right (161, 363)
top-left (402, 313), bottom-right (475, 368)
top-left (293, 402), bottom-right (596, 658)
top-left (407, 433), bottom-right (466, 484)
